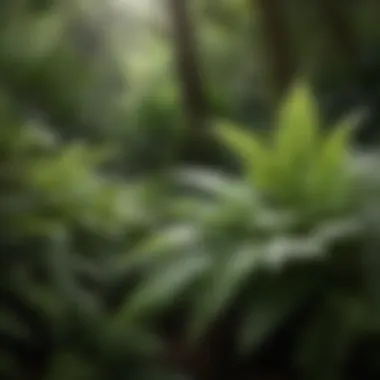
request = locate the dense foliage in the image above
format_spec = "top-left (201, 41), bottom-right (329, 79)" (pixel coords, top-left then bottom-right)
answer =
top-left (1, 1), bottom-right (380, 380)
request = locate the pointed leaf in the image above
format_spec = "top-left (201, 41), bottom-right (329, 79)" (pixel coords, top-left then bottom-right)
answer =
top-left (319, 115), bottom-right (355, 179)
top-left (307, 115), bottom-right (356, 209)
top-left (214, 120), bottom-right (271, 187)
top-left (275, 82), bottom-right (319, 176)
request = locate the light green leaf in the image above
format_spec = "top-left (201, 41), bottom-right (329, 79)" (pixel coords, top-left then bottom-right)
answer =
top-left (214, 120), bottom-right (271, 187)
top-left (275, 81), bottom-right (319, 171)
top-left (307, 115), bottom-right (356, 209)
top-left (319, 115), bottom-right (355, 179)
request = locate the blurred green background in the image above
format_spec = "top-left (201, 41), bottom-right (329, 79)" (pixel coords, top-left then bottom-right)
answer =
top-left (1, 1), bottom-right (380, 379)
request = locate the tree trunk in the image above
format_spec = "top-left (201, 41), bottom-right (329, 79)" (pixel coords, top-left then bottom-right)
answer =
top-left (320, 0), bottom-right (358, 62)
top-left (168, 0), bottom-right (208, 133)
top-left (167, 0), bottom-right (227, 167)
top-left (254, 0), bottom-right (296, 102)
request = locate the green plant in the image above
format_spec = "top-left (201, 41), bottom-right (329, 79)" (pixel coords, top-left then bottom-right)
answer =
top-left (121, 82), bottom-right (380, 380)
top-left (0, 106), bottom-right (177, 380)
top-left (215, 82), bottom-right (360, 217)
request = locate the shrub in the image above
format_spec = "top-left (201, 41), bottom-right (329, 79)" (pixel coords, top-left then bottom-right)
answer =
top-left (124, 83), bottom-right (380, 379)
top-left (0, 100), bottom-right (176, 380)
